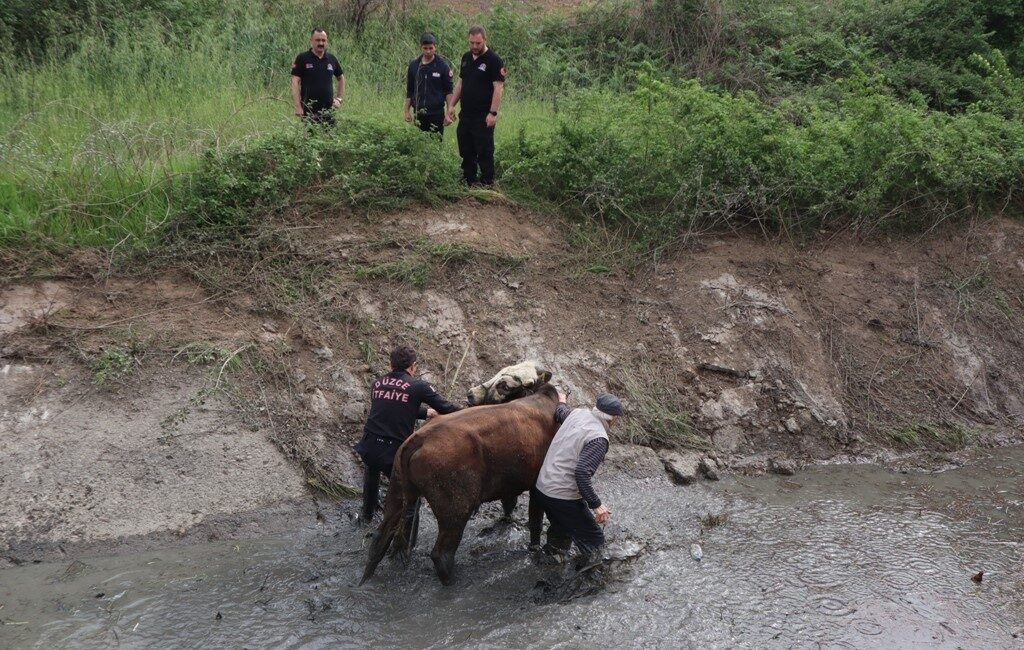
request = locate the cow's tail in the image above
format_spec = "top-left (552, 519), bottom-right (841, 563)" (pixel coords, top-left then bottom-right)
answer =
top-left (359, 436), bottom-right (423, 585)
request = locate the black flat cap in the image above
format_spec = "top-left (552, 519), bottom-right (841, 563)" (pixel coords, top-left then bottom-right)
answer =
top-left (596, 393), bottom-right (624, 416)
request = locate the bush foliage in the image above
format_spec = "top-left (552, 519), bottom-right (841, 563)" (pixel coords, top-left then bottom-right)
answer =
top-left (179, 119), bottom-right (463, 235)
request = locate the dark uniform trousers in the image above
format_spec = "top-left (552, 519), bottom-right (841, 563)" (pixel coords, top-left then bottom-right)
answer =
top-left (457, 114), bottom-right (495, 185)
top-left (415, 110), bottom-right (445, 137)
top-left (531, 488), bottom-right (606, 555)
top-left (359, 435), bottom-right (422, 546)
top-left (303, 108), bottom-right (335, 127)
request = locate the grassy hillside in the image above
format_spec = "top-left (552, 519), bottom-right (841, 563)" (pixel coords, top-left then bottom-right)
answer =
top-left (1, 0), bottom-right (1022, 251)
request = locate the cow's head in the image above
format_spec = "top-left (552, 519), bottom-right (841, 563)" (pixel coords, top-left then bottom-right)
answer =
top-left (466, 361), bottom-right (553, 406)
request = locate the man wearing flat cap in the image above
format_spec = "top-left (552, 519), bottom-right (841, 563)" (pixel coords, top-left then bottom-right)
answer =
top-left (533, 392), bottom-right (624, 568)
top-left (404, 32), bottom-right (454, 137)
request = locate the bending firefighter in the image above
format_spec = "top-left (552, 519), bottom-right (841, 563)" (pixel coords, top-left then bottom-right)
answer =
top-left (355, 346), bottom-right (460, 527)
top-left (533, 393), bottom-right (623, 568)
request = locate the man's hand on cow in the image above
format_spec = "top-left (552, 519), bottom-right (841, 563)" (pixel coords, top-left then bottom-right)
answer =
top-left (556, 389), bottom-right (567, 403)
top-left (426, 408), bottom-right (439, 419)
top-left (592, 504), bottom-right (610, 524)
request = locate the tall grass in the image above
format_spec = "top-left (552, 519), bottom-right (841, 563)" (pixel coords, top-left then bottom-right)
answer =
top-left (0, 3), bottom-right (561, 248)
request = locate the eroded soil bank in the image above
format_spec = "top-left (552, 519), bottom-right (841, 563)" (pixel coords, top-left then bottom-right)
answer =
top-left (2, 201), bottom-right (1024, 557)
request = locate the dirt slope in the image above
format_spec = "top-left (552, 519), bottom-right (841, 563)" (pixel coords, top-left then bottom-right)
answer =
top-left (3, 199), bottom-right (1024, 558)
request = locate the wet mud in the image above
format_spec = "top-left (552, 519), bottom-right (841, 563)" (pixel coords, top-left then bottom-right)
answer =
top-left (1, 446), bottom-right (1020, 649)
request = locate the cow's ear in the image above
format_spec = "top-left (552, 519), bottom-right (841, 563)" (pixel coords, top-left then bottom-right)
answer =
top-left (537, 369), bottom-right (552, 383)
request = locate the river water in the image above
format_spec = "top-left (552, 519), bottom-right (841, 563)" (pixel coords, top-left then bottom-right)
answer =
top-left (1, 446), bottom-right (1021, 649)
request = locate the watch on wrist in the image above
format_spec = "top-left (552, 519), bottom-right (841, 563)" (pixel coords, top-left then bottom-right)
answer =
top-left (488, 110), bottom-right (498, 116)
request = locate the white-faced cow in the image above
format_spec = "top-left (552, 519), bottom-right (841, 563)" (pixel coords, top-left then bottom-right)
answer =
top-left (361, 362), bottom-right (558, 585)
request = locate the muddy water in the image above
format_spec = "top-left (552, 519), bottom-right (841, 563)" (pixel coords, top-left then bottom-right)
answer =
top-left (1, 447), bottom-right (1022, 649)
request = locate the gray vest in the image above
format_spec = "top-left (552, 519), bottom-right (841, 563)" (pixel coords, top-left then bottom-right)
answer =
top-left (536, 408), bottom-right (610, 501)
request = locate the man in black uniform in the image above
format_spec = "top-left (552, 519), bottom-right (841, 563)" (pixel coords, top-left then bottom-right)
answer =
top-left (447, 25), bottom-right (505, 185)
top-left (404, 32), bottom-right (455, 137)
top-left (354, 346), bottom-right (460, 525)
top-left (291, 28), bottom-right (345, 125)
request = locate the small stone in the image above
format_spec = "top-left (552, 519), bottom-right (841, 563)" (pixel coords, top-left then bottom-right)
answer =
top-left (769, 458), bottom-right (797, 476)
top-left (261, 322), bottom-right (278, 333)
top-left (784, 417), bottom-right (801, 434)
top-left (690, 543), bottom-right (703, 561)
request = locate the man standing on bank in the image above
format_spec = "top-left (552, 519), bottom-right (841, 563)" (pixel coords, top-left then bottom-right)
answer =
top-left (291, 28), bottom-right (345, 124)
top-left (447, 25), bottom-right (505, 185)
top-left (404, 32), bottom-right (455, 137)
top-left (354, 346), bottom-right (460, 525)
top-left (533, 393), bottom-right (623, 568)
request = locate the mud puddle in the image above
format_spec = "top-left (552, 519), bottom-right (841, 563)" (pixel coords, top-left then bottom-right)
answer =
top-left (1, 447), bottom-right (1022, 649)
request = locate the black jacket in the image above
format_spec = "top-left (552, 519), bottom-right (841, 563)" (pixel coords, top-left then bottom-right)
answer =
top-left (406, 55), bottom-right (454, 113)
top-left (355, 371), bottom-right (460, 466)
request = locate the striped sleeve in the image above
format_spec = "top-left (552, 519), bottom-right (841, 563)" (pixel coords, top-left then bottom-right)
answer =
top-left (575, 438), bottom-right (609, 509)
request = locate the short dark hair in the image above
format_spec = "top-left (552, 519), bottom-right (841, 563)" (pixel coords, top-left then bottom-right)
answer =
top-left (390, 346), bottom-right (417, 371)
top-left (468, 25), bottom-right (487, 38)
top-left (311, 28), bottom-right (327, 37)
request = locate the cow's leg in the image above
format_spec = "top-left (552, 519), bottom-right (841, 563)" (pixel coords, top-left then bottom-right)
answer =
top-left (500, 495), bottom-right (517, 522)
top-left (528, 488), bottom-right (544, 548)
top-left (430, 513), bottom-right (470, 586)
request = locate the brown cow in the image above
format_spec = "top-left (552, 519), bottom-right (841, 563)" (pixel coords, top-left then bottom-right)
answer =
top-left (360, 381), bottom-right (561, 585)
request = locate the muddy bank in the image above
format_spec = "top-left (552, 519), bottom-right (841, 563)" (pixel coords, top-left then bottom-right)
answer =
top-left (3, 202), bottom-right (1024, 553)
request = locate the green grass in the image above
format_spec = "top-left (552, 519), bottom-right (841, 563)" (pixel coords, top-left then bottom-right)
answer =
top-left (0, 5), bottom-right (561, 249)
top-left (352, 259), bottom-right (430, 289)
top-left (885, 421), bottom-right (974, 450)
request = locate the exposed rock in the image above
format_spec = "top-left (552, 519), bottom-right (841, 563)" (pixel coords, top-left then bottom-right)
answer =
top-left (303, 389), bottom-right (331, 420)
top-left (711, 425), bottom-right (743, 452)
top-left (312, 347), bottom-right (334, 361)
top-left (605, 444), bottom-right (666, 480)
top-left (769, 458), bottom-right (798, 476)
top-left (699, 456), bottom-right (722, 481)
top-left (659, 450), bottom-right (702, 485)
top-left (730, 455), bottom-right (769, 475)
top-left (784, 417), bottom-right (801, 434)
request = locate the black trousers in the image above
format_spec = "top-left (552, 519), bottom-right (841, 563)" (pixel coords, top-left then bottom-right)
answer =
top-left (361, 462), bottom-right (393, 522)
top-left (303, 109), bottom-right (335, 126)
top-left (532, 488), bottom-right (605, 554)
top-left (356, 435), bottom-right (399, 521)
top-left (456, 114), bottom-right (495, 185)
top-left (415, 110), bottom-right (445, 138)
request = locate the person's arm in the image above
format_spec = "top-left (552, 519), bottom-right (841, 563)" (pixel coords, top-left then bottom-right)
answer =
top-left (485, 82), bottom-right (503, 128)
top-left (442, 62), bottom-right (455, 124)
top-left (447, 78), bottom-right (462, 121)
top-left (291, 75), bottom-right (303, 116)
top-left (405, 63), bottom-right (415, 122)
top-left (554, 403), bottom-right (573, 424)
top-left (575, 438), bottom-right (609, 511)
top-left (333, 74), bottom-right (345, 108)
top-left (419, 382), bottom-right (461, 415)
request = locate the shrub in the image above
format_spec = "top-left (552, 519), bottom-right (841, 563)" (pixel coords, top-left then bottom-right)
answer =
top-left (503, 66), bottom-right (1024, 243)
top-left (175, 118), bottom-right (463, 236)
